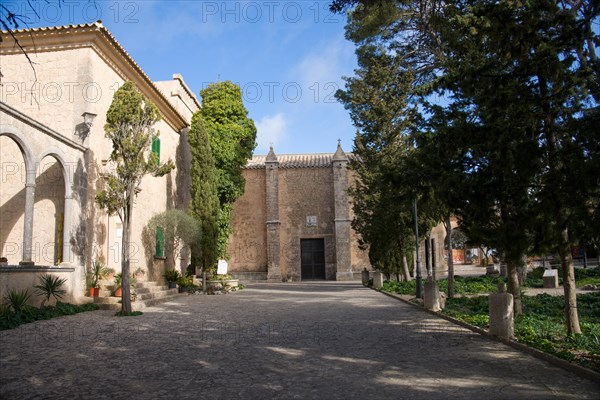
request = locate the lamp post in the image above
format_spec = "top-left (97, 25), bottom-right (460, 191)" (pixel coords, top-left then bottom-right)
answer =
top-left (414, 196), bottom-right (423, 299)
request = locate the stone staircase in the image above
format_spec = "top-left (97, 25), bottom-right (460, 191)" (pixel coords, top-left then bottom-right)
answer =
top-left (93, 281), bottom-right (180, 311)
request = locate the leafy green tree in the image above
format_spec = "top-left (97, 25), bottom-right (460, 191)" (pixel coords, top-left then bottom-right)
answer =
top-left (338, 44), bottom-right (436, 282)
top-left (96, 81), bottom-right (174, 314)
top-left (198, 81), bottom-right (256, 261)
top-left (434, 0), bottom-right (598, 332)
top-left (147, 209), bottom-right (201, 272)
top-left (332, 0), bottom-right (598, 330)
top-left (188, 111), bottom-right (220, 271)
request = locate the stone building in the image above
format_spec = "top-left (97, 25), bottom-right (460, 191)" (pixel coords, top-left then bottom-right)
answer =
top-left (0, 23), bottom-right (198, 303)
top-left (227, 143), bottom-right (372, 281)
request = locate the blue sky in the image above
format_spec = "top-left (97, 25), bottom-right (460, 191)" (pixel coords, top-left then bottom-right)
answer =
top-left (10, 0), bottom-right (358, 155)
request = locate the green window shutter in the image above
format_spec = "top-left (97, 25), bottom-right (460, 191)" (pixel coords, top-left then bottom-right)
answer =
top-left (155, 227), bottom-right (165, 257)
top-left (151, 137), bottom-right (160, 164)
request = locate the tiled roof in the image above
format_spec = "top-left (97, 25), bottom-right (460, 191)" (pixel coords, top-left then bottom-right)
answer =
top-left (247, 153), bottom-right (351, 169)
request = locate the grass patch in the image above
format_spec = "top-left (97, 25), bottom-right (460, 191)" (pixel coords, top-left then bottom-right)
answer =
top-left (442, 292), bottom-right (600, 372)
top-left (115, 311), bottom-right (143, 317)
top-left (524, 266), bottom-right (600, 288)
top-left (381, 275), bottom-right (505, 296)
top-left (0, 302), bottom-right (99, 330)
top-left (380, 267), bottom-right (600, 295)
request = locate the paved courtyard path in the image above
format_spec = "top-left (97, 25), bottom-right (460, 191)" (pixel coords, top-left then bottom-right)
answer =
top-left (1, 282), bottom-right (598, 399)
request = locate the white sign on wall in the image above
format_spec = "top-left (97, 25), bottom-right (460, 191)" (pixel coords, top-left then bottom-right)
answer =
top-left (217, 259), bottom-right (228, 275)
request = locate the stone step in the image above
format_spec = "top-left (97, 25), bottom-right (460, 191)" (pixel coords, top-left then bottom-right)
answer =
top-left (135, 281), bottom-right (159, 288)
top-left (93, 279), bottom-right (186, 311)
top-left (95, 292), bottom-right (184, 311)
top-left (132, 294), bottom-right (184, 311)
top-left (136, 288), bottom-right (178, 300)
top-left (93, 297), bottom-right (120, 304)
top-left (135, 285), bottom-right (170, 294)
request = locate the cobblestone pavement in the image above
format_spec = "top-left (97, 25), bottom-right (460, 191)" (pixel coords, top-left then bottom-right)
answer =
top-left (1, 282), bottom-right (598, 400)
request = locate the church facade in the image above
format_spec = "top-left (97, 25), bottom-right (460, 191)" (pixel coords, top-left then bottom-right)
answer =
top-left (227, 144), bottom-right (372, 282)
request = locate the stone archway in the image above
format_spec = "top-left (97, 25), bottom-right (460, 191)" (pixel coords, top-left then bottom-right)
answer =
top-left (32, 155), bottom-right (66, 265)
top-left (0, 135), bottom-right (30, 264)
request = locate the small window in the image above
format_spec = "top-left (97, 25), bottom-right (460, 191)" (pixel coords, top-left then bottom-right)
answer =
top-left (155, 227), bottom-right (165, 257)
top-left (151, 137), bottom-right (161, 164)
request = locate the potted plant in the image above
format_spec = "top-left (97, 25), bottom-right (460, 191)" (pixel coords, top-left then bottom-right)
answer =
top-left (113, 273), bottom-right (136, 298)
top-left (87, 260), bottom-right (107, 297)
top-left (113, 273), bottom-right (123, 297)
top-left (163, 269), bottom-right (180, 289)
top-left (177, 275), bottom-right (193, 293)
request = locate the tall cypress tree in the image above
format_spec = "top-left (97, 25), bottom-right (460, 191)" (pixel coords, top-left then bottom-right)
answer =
top-left (188, 112), bottom-right (220, 271)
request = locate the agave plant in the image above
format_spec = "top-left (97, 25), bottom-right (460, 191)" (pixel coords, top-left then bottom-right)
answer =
top-left (34, 274), bottom-right (67, 306)
top-left (5, 289), bottom-right (31, 312)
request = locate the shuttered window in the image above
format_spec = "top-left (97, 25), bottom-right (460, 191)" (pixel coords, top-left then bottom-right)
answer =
top-left (151, 137), bottom-right (160, 164)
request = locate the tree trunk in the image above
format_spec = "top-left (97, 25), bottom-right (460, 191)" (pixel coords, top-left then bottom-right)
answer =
top-left (401, 254), bottom-right (412, 282)
top-left (120, 197), bottom-right (134, 314)
top-left (444, 216), bottom-right (454, 298)
top-left (557, 225), bottom-right (581, 335)
top-left (506, 260), bottom-right (522, 316)
top-left (516, 255), bottom-right (528, 284)
top-left (538, 72), bottom-right (581, 334)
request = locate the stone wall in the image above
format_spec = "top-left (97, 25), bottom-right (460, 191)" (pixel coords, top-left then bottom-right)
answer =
top-left (0, 24), bottom-right (194, 290)
top-left (228, 168), bottom-right (268, 273)
top-left (279, 167), bottom-right (336, 280)
top-left (227, 148), bottom-right (372, 281)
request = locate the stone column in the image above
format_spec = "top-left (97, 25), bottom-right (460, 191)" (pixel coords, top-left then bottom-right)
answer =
top-left (333, 141), bottom-right (353, 281)
top-left (61, 193), bottom-right (74, 266)
top-left (20, 167), bottom-right (36, 265)
top-left (265, 147), bottom-right (282, 282)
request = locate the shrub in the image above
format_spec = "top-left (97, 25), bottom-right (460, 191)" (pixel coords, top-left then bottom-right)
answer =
top-left (163, 269), bottom-right (181, 283)
top-left (34, 274), bottom-right (67, 305)
top-left (5, 289), bottom-right (31, 312)
top-left (177, 275), bottom-right (194, 288)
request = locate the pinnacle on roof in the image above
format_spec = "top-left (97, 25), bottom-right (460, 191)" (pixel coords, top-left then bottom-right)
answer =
top-left (265, 145), bottom-right (278, 163)
top-left (332, 139), bottom-right (348, 162)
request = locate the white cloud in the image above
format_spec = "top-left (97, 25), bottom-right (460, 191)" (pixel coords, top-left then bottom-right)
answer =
top-left (255, 113), bottom-right (287, 153)
top-left (294, 36), bottom-right (355, 86)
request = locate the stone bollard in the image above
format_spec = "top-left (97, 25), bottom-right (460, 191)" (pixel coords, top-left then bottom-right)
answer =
top-left (499, 263), bottom-right (508, 277)
top-left (361, 268), bottom-right (370, 286)
top-left (543, 269), bottom-right (559, 288)
top-left (489, 283), bottom-right (514, 339)
top-left (486, 263), bottom-right (499, 276)
top-left (424, 277), bottom-right (441, 312)
top-left (372, 271), bottom-right (384, 289)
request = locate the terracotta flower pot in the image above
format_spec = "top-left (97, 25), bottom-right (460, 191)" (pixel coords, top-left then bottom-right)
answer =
top-left (114, 287), bottom-right (122, 297)
top-left (89, 287), bottom-right (100, 297)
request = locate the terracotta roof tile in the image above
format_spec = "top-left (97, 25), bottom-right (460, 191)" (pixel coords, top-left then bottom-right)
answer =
top-left (247, 153), bottom-right (353, 169)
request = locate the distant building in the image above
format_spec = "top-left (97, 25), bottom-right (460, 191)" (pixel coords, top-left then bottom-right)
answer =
top-left (227, 143), bottom-right (372, 281)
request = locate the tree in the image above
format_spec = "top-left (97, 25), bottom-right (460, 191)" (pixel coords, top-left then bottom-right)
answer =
top-left (337, 43), bottom-right (436, 282)
top-left (198, 81), bottom-right (256, 262)
top-left (147, 209), bottom-right (200, 272)
top-left (96, 81), bottom-right (174, 314)
top-left (332, 0), bottom-right (599, 330)
top-left (188, 111), bottom-right (220, 271)
top-left (433, 0), bottom-right (599, 332)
